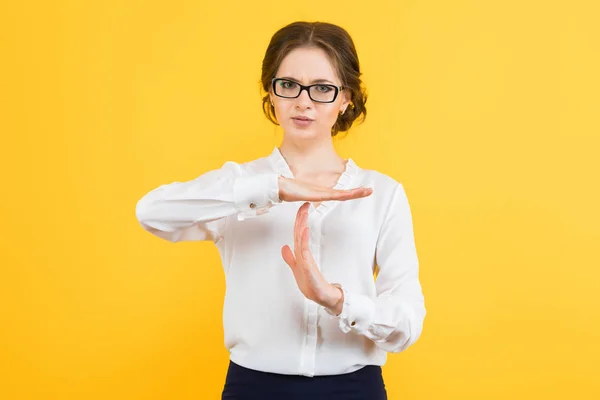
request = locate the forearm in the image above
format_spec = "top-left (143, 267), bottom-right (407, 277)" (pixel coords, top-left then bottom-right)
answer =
top-left (136, 162), bottom-right (281, 241)
top-left (325, 285), bottom-right (426, 353)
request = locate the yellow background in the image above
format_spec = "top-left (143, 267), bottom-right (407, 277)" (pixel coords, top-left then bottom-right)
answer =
top-left (2, 0), bottom-right (599, 399)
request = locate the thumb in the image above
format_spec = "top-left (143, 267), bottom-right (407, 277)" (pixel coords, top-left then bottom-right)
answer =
top-left (281, 245), bottom-right (296, 269)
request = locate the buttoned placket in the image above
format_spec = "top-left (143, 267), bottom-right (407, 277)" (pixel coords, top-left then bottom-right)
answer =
top-left (268, 146), bottom-right (356, 377)
top-left (297, 205), bottom-right (323, 377)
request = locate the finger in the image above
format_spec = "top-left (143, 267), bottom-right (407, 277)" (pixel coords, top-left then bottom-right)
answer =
top-left (281, 245), bottom-right (296, 269)
top-left (294, 202), bottom-right (310, 244)
top-left (300, 202), bottom-right (309, 231)
top-left (301, 226), bottom-right (311, 260)
top-left (349, 187), bottom-right (373, 199)
top-left (294, 203), bottom-right (309, 254)
top-left (294, 203), bottom-right (303, 235)
top-left (329, 187), bottom-right (373, 201)
top-left (293, 203), bottom-right (304, 251)
top-left (300, 226), bottom-right (318, 267)
top-left (306, 184), bottom-right (372, 201)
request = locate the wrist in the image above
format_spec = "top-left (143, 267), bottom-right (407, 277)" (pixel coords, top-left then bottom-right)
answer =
top-left (277, 175), bottom-right (286, 202)
top-left (322, 283), bottom-right (344, 315)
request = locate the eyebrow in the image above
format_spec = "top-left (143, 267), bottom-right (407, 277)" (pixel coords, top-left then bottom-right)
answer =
top-left (278, 76), bottom-right (337, 85)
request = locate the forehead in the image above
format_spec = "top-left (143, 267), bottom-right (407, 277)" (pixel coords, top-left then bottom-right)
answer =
top-left (276, 46), bottom-right (339, 83)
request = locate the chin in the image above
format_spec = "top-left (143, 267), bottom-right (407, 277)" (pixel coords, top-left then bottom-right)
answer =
top-left (286, 120), bottom-right (334, 138)
top-left (284, 125), bottom-right (321, 140)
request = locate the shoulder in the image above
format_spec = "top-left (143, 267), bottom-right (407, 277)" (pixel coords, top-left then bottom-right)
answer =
top-left (218, 151), bottom-right (275, 176)
top-left (355, 166), bottom-right (413, 212)
top-left (356, 167), bottom-right (405, 193)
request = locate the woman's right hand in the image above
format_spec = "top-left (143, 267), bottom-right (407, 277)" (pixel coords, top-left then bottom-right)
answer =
top-left (278, 176), bottom-right (373, 203)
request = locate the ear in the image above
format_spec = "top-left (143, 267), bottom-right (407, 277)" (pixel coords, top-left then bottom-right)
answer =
top-left (268, 89), bottom-right (275, 106)
top-left (339, 89), bottom-right (351, 113)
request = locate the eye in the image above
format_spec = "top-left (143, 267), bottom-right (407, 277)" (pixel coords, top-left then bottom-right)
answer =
top-left (315, 85), bottom-right (333, 93)
top-left (279, 80), bottom-right (297, 89)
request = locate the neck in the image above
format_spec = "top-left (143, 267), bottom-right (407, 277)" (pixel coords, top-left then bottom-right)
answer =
top-left (279, 135), bottom-right (346, 175)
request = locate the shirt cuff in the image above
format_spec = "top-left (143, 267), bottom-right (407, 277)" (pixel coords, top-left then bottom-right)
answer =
top-left (233, 173), bottom-right (281, 221)
top-left (325, 285), bottom-right (376, 334)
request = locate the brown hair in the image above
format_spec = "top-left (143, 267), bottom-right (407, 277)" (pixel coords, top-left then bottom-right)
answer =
top-left (260, 21), bottom-right (368, 137)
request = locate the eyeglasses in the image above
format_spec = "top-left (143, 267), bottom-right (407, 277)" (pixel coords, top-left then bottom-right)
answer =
top-left (271, 78), bottom-right (343, 103)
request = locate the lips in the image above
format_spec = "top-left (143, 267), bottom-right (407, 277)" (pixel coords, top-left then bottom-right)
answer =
top-left (292, 116), bottom-right (314, 121)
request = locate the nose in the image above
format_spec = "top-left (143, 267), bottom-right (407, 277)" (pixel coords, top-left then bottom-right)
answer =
top-left (294, 87), bottom-right (313, 110)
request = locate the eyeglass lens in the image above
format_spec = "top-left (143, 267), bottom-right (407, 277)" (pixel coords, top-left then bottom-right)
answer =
top-left (274, 79), bottom-right (337, 102)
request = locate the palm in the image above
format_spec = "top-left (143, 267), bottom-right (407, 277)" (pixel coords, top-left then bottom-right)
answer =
top-left (281, 202), bottom-right (330, 304)
top-left (278, 176), bottom-right (373, 203)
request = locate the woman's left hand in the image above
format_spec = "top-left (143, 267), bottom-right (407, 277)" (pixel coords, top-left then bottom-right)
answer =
top-left (281, 202), bottom-right (342, 310)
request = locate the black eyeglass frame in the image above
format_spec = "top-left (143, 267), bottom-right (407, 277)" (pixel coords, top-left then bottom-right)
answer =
top-left (271, 78), bottom-right (344, 104)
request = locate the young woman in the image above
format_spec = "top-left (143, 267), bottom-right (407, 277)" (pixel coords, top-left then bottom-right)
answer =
top-left (136, 21), bottom-right (426, 400)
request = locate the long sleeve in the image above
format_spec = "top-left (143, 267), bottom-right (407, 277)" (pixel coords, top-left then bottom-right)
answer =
top-left (327, 183), bottom-right (426, 353)
top-left (135, 161), bottom-right (281, 243)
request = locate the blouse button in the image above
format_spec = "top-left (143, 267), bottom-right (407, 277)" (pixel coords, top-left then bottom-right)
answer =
top-left (249, 202), bottom-right (256, 209)
top-left (351, 321), bottom-right (356, 326)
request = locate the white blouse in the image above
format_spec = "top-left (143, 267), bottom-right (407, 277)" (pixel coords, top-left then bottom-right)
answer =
top-left (135, 147), bottom-right (426, 377)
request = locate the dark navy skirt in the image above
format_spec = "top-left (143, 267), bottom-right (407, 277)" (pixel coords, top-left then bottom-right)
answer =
top-left (221, 361), bottom-right (388, 400)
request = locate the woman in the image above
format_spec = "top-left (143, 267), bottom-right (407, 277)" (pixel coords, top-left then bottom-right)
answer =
top-left (136, 21), bottom-right (426, 400)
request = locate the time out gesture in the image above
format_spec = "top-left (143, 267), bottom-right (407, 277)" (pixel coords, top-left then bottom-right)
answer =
top-left (278, 176), bottom-right (373, 315)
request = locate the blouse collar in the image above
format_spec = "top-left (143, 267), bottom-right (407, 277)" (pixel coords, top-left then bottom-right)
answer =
top-left (268, 146), bottom-right (358, 194)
